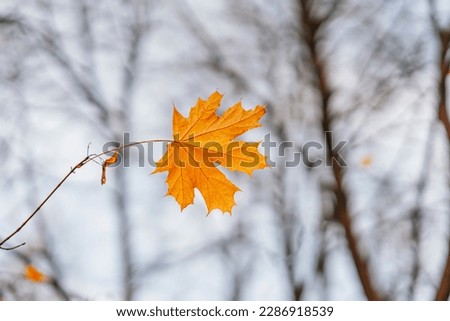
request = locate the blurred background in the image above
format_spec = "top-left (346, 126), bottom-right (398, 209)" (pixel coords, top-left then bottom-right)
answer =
top-left (0, 0), bottom-right (449, 300)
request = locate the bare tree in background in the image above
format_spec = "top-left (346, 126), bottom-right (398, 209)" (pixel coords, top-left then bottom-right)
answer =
top-left (0, 0), bottom-right (153, 300)
top-left (180, 0), bottom-right (449, 300)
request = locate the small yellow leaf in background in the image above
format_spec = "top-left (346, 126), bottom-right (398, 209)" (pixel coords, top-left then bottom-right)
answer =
top-left (101, 151), bottom-right (119, 185)
top-left (24, 265), bottom-right (47, 283)
top-left (360, 155), bottom-right (373, 168)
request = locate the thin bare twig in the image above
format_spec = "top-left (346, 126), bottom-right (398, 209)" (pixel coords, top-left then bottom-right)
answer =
top-left (0, 156), bottom-right (90, 250)
top-left (0, 139), bottom-right (171, 251)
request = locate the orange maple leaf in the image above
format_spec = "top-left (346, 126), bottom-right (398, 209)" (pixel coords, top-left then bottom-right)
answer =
top-left (24, 265), bottom-right (47, 283)
top-left (153, 91), bottom-right (267, 214)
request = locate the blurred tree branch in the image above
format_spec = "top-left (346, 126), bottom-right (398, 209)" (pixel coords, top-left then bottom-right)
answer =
top-left (429, 0), bottom-right (450, 301)
top-left (297, 0), bottom-right (380, 300)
